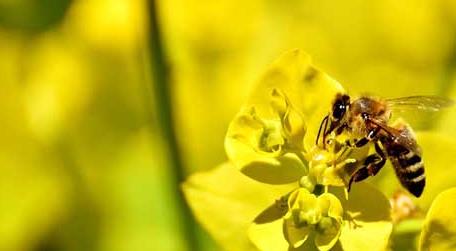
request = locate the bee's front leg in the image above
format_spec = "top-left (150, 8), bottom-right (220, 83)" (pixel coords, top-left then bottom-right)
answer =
top-left (348, 142), bottom-right (386, 191)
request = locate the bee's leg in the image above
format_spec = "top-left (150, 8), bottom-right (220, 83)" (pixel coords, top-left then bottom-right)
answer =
top-left (348, 142), bottom-right (386, 191)
top-left (316, 115), bottom-right (329, 147)
top-left (345, 138), bottom-right (368, 148)
top-left (335, 123), bottom-right (349, 135)
top-left (345, 127), bottom-right (381, 148)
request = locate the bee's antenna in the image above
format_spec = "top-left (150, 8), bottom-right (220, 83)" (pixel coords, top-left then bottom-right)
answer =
top-left (316, 115), bottom-right (329, 147)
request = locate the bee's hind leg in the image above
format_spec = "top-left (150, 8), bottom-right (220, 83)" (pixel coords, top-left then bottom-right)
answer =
top-left (348, 142), bottom-right (386, 191)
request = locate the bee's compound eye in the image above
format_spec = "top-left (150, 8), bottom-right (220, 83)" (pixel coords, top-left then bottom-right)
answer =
top-left (332, 100), bottom-right (346, 120)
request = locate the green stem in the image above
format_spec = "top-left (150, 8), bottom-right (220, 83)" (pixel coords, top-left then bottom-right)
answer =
top-left (147, 1), bottom-right (199, 250)
top-left (393, 218), bottom-right (424, 234)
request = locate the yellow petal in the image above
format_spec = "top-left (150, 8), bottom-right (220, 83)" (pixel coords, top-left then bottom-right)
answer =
top-left (246, 50), bottom-right (345, 152)
top-left (248, 219), bottom-right (289, 251)
top-left (419, 187), bottom-right (456, 251)
top-left (288, 188), bottom-right (311, 209)
top-left (283, 217), bottom-right (310, 248)
top-left (182, 163), bottom-right (294, 251)
top-left (225, 106), bottom-right (308, 184)
top-left (318, 193), bottom-right (343, 220)
top-left (295, 191), bottom-right (322, 225)
top-left (282, 107), bottom-right (307, 149)
top-left (239, 153), bottom-right (308, 184)
top-left (331, 183), bottom-right (393, 251)
top-left (287, 188), bottom-right (322, 224)
top-left (315, 218), bottom-right (342, 251)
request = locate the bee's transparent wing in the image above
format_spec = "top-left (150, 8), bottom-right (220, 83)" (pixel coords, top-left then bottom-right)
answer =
top-left (386, 96), bottom-right (454, 112)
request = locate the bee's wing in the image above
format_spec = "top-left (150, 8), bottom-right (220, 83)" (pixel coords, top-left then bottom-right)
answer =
top-left (385, 96), bottom-right (454, 112)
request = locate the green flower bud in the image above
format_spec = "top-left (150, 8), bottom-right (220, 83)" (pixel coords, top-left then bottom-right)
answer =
top-left (259, 120), bottom-right (284, 154)
top-left (317, 217), bottom-right (334, 233)
top-left (299, 175), bottom-right (316, 192)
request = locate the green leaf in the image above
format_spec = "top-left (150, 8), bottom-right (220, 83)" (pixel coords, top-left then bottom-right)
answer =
top-left (419, 187), bottom-right (456, 251)
top-left (183, 163), bottom-right (294, 251)
top-left (331, 183), bottom-right (393, 251)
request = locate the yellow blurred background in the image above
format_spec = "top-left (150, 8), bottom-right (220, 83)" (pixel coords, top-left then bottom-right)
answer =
top-left (1, 0), bottom-right (456, 250)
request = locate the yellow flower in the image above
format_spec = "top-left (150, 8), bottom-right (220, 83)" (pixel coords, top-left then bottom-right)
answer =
top-left (283, 188), bottom-right (343, 250)
top-left (247, 182), bottom-right (392, 251)
top-left (183, 50), bottom-right (392, 251)
top-left (420, 187), bottom-right (456, 251)
top-left (225, 88), bottom-right (308, 184)
top-left (225, 49), bottom-right (368, 188)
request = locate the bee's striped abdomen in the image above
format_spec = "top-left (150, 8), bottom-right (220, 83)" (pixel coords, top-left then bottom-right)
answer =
top-left (392, 150), bottom-right (425, 197)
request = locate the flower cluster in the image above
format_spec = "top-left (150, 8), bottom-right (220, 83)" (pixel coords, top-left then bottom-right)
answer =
top-left (183, 50), bottom-right (456, 251)
top-left (223, 50), bottom-right (395, 251)
top-left (283, 188), bottom-right (343, 250)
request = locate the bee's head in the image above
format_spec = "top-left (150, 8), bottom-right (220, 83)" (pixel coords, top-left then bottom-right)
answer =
top-left (331, 94), bottom-right (350, 122)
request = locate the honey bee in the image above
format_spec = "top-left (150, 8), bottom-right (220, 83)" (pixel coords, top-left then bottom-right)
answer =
top-left (317, 94), bottom-right (454, 197)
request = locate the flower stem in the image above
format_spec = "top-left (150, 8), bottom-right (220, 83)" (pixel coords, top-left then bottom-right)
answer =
top-left (146, 1), bottom-right (200, 250)
top-left (393, 218), bottom-right (424, 234)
